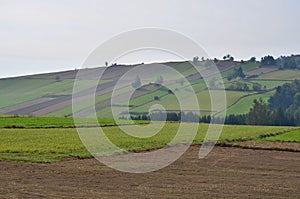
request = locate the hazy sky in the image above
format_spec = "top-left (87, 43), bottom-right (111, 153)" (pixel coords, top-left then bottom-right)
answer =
top-left (0, 0), bottom-right (300, 78)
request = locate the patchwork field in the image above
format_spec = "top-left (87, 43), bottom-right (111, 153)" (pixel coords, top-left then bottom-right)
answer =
top-left (256, 69), bottom-right (300, 80)
top-left (1, 61), bottom-right (298, 118)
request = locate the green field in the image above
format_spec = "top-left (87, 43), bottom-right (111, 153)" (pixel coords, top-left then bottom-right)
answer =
top-left (172, 61), bottom-right (197, 76)
top-left (256, 69), bottom-right (300, 80)
top-left (0, 79), bottom-right (65, 108)
top-left (0, 116), bottom-right (119, 128)
top-left (248, 80), bottom-right (291, 89)
top-left (265, 129), bottom-right (300, 142)
top-left (0, 78), bottom-right (107, 109)
top-left (225, 91), bottom-right (275, 115)
top-left (0, 122), bottom-right (295, 163)
top-left (130, 89), bottom-right (251, 114)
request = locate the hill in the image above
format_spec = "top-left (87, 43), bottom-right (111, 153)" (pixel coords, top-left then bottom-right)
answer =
top-left (0, 58), bottom-right (299, 119)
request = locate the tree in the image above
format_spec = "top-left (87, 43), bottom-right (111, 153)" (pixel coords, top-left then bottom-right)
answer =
top-left (252, 83), bottom-right (262, 91)
top-left (181, 111), bottom-right (199, 123)
top-left (168, 89), bottom-right (174, 94)
top-left (131, 75), bottom-right (141, 89)
top-left (267, 80), bottom-right (300, 126)
top-left (227, 67), bottom-right (245, 81)
top-left (150, 111), bottom-right (165, 121)
top-left (269, 107), bottom-right (286, 126)
top-left (294, 108), bottom-right (300, 126)
top-left (236, 67), bottom-right (245, 78)
top-left (249, 57), bottom-right (256, 63)
top-left (224, 114), bottom-right (246, 125)
top-left (246, 98), bottom-right (270, 125)
top-left (242, 83), bottom-right (249, 91)
top-left (167, 112), bottom-right (180, 121)
top-left (276, 55), bottom-right (298, 70)
top-left (269, 81), bottom-right (300, 110)
top-left (193, 56), bottom-right (200, 66)
top-left (228, 82), bottom-right (249, 91)
top-left (223, 54), bottom-right (234, 61)
top-left (261, 55), bottom-right (276, 66)
top-left (213, 58), bottom-right (219, 63)
top-left (293, 92), bottom-right (300, 106)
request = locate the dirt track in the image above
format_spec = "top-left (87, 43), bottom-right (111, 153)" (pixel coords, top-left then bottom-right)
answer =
top-left (0, 146), bottom-right (299, 198)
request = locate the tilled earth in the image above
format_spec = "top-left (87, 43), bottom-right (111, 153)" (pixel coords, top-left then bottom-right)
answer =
top-left (0, 146), bottom-right (299, 198)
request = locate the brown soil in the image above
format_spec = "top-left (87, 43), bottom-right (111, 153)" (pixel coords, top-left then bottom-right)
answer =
top-left (0, 146), bottom-right (299, 198)
top-left (226, 141), bottom-right (300, 151)
top-left (245, 66), bottom-right (278, 76)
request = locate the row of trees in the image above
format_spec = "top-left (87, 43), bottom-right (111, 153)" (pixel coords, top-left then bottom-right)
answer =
top-left (227, 82), bottom-right (265, 91)
top-left (260, 54), bottom-right (300, 69)
top-left (207, 54), bottom-right (300, 70)
top-left (277, 55), bottom-right (300, 70)
top-left (228, 82), bottom-right (249, 91)
top-left (245, 99), bottom-right (297, 126)
top-left (127, 111), bottom-right (200, 123)
top-left (125, 112), bottom-right (246, 125)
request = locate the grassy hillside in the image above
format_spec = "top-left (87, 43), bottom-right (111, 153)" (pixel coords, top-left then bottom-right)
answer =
top-left (0, 61), bottom-right (299, 118)
top-left (0, 78), bottom-right (104, 108)
top-left (256, 69), bottom-right (300, 80)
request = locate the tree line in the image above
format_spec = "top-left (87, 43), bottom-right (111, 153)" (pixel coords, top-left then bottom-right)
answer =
top-left (122, 111), bottom-right (246, 125)
top-left (260, 54), bottom-right (300, 70)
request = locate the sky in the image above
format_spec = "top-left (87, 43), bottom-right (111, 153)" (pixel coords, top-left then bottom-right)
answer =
top-left (0, 0), bottom-right (300, 78)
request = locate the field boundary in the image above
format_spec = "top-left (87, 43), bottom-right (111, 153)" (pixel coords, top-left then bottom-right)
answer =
top-left (219, 142), bottom-right (300, 152)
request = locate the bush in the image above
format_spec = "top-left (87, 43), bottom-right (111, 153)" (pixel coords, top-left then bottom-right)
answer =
top-left (168, 89), bottom-right (174, 94)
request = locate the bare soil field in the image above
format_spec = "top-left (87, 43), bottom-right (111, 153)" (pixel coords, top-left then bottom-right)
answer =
top-left (0, 146), bottom-right (299, 198)
top-left (0, 97), bottom-right (55, 114)
top-left (245, 66), bottom-right (278, 76)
